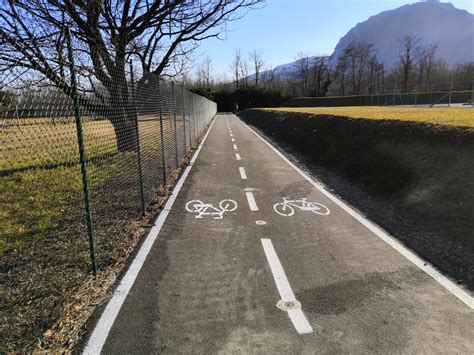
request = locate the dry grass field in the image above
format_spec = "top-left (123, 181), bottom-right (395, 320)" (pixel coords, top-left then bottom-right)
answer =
top-left (0, 111), bottom-right (194, 353)
top-left (263, 107), bottom-right (474, 128)
top-left (0, 116), bottom-right (177, 255)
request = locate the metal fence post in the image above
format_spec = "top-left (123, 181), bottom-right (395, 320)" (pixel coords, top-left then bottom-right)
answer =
top-left (66, 28), bottom-right (98, 275)
top-left (189, 96), bottom-right (193, 146)
top-left (129, 62), bottom-right (146, 216)
top-left (414, 89), bottom-right (417, 107)
top-left (172, 82), bottom-right (179, 167)
top-left (188, 91), bottom-right (193, 148)
top-left (191, 96), bottom-right (195, 147)
top-left (429, 84), bottom-right (433, 107)
top-left (448, 82), bottom-right (453, 107)
top-left (158, 78), bottom-right (167, 183)
top-left (182, 84), bottom-right (188, 153)
top-left (194, 98), bottom-right (198, 144)
top-left (471, 81), bottom-right (474, 107)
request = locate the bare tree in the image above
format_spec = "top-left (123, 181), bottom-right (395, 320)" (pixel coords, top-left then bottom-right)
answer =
top-left (377, 63), bottom-right (385, 94)
top-left (230, 49), bottom-right (243, 89)
top-left (249, 49), bottom-right (265, 87)
top-left (294, 52), bottom-right (310, 96)
top-left (309, 56), bottom-right (330, 96)
top-left (399, 34), bottom-right (421, 93)
top-left (196, 56), bottom-right (212, 87)
top-left (240, 58), bottom-right (249, 88)
top-left (263, 64), bottom-right (277, 89)
top-left (345, 42), bottom-right (358, 94)
top-left (335, 53), bottom-right (348, 96)
top-left (367, 51), bottom-right (381, 94)
top-left (335, 41), bottom-right (378, 95)
top-left (420, 44), bottom-right (438, 89)
top-left (0, 0), bottom-right (263, 151)
top-left (357, 43), bottom-right (375, 93)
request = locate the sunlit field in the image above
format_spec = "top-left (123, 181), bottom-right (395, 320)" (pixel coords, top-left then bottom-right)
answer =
top-left (262, 107), bottom-right (474, 128)
top-left (0, 117), bottom-right (177, 255)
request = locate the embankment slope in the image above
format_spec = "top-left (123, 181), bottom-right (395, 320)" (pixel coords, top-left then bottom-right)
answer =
top-left (239, 108), bottom-right (474, 289)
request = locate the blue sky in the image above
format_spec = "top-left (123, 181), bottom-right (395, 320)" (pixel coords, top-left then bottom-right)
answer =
top-left (195, 0), bottom-right (474, 77)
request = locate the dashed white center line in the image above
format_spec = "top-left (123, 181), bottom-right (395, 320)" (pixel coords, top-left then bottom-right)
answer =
top-left (233, 144), bottom-right (238, 150)
top-left (231, 138), bottom-right (235, 142)
top-left (261, 239), bottom-right (313, 335)
top-left (239, 167), bottom-right (247, 179)
top-left (235, 153), bottom-right (241, 160)
top-left (245, 191), bottom-right (259, 211)
top-left (230, 134), bottom-right (234, 137)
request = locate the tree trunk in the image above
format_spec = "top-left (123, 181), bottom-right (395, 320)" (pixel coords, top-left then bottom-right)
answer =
top-left (108, 79), bottom-right (139, 153)
top-left (111, 116), bottom-right (138, 153)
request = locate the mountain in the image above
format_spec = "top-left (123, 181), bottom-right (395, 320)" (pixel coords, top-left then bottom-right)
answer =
top-left (330, 0), bottom-right (473, 69)
top-left (253, 1), bottom-right (473, 80)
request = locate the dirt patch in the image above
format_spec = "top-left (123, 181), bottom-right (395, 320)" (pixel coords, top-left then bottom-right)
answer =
top-left (239, 109), bottom-right (474, 290)
top-left (0, 127), bottom-right (209, 353)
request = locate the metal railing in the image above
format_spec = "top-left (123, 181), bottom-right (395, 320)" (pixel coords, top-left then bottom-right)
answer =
top-left (0, 40), bottom-right (217, 274)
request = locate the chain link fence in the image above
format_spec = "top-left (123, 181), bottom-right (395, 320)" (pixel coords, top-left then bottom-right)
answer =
top-left (0, 53), bottom-right (216, 275)
top-left (0, 29), bottom-right (217, 351)
top-left (289, 80), bottom-right (474, 107)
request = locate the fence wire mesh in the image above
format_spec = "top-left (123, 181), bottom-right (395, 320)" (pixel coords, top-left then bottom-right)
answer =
top-left (0, 13), bottom-right (221, 353)
top-left (0, 64), bottom-right (216, 273)
top-left (290, 80), bottom-right (474, 107)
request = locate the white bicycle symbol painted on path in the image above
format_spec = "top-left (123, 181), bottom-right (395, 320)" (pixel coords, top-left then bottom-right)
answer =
top-left (273, 197), bottom-right (330, 217)
top-left (185, 199), bottom-right (237, 219)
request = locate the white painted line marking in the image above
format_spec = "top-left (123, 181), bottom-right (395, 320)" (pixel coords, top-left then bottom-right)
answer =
top-left (239, 167), bottom-right (247, 179)
top-left (230, 134), bottom-right (234, 137)
top-left (287, 309), bottom-right (313, 334)
top-left (261, 239), bottom-right (294, 299)
top-left (261, 239), bottom-right (313, 334)
top-left (186, 199), bottom-right (237, 219)
top-left (235, 153), bottom-right (241, 160)
top-left (83, 117), bottom-right (217, 354)
top-left (233, 144), bottom-right (238, 150)
top-left (237, 116), bottom-right (474, 309)
top-left (231, 138), bottom-right (235, 142)
top-left (245, 191), bottom-right (259, 211)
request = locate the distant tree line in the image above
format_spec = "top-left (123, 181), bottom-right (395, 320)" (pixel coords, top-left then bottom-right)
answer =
top-left (292, 35), bottom-right (473, 97)
top-left (189, 34), bottom-right (473, 110)
top-left (191, 49), bottom-right (289, 111)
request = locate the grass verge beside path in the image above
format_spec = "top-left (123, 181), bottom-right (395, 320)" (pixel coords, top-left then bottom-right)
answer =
top-left (264, 107), bottom-right (474, 128)
top-left (1, 113), bottom-right (190, 352)
top-left (1, 121), bottom-right (209, 353)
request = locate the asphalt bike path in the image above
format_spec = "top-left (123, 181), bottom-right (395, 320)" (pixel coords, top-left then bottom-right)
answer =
top-left (85, 113), bottom-right (473, 354)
